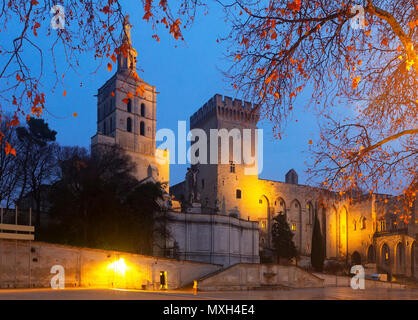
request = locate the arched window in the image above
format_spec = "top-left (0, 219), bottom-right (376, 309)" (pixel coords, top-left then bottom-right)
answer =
top-left (367, 245), bottom-right (376, 263)
top-left (140, 121), bottom-right (145, 136)
top-left (381, 243), bottom-right (390, 265)
top-left (127, 99), bottom-right (132, 113)
top-left (275, 198), bottom-right (286, 215)
top-left (127, 117), bottom-right (132, 132)
top-left (351, 251), bottom-right (362, 265)
top-left (141, 103), bottom-right (146, 117)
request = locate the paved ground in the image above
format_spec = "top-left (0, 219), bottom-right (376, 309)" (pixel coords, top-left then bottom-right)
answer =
top-left (0, 287), bottom-right (417, 300)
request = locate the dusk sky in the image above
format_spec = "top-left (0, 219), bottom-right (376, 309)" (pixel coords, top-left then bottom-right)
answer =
top-left (5, 1), bottom-right (320, 186)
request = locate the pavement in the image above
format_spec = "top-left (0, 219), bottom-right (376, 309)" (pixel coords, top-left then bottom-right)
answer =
top-left (0, 287), bottom-right (417, 300)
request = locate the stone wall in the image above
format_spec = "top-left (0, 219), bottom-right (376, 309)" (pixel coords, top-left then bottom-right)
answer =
top-left (196, 263), bottom-right (324, 291)
top-left (373, 233), bottom-right (417, 278)
top-left (160, 211), bottom-right (260, 268)
top-left (0, 240), bottom-right (221, 290)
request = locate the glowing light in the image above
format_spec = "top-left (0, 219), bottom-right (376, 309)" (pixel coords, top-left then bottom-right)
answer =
top-left (107, 258), bottom-right (128, 276)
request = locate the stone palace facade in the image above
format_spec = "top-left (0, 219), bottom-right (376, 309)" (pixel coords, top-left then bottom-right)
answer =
top-left (92, 18), bottom-right (417, 276)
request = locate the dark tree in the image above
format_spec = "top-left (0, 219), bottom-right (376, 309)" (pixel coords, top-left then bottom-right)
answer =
top-left (15, 118), bottom-right (58, 229)
top-left (46, 146), bottom-right (134, 246)
top-left (45, 145), bottom-right (168, 254)
top-left (271, 213), bottom-right (298, 263)
top-left (124, 182), bottom-right (166, 255)
top-left (311, 213), bottom-right (325, 272)
top-left (0, 116), bottom-right (19, 208)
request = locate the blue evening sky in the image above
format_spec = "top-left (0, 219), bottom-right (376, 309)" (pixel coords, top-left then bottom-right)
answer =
top-left (2, 1), bottom-right (321, 187)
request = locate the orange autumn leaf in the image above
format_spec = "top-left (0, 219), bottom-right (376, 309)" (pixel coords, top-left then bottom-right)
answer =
top-left (169, 19), bottom-right (182, 40)
top-left (63, 90), bottom-right (67, 97)
top-left (308, 140), bottom-right (313, 145)
top-left (126, 92), bottom-right (134, 99)
top-left (136, 85), bottom-right (145, 97)
top-left (381, 37), bottom-right (389, 47)
top-left (143, 11), bottom-right (152, 22)
top-left (352, 75), bottom-right (361, 89)
top-left (73, 112), bottom-right (78, 117)
top-left (122, 98), bottom-right (130, 104)
top-left (107, 63), bottom-right (112, 72)
top-left (33, 22), bottom-right (40, 37)
top-left (4, 142), bottom-right (16, 156)
top-left (287, 0), bottom-right (301, 11)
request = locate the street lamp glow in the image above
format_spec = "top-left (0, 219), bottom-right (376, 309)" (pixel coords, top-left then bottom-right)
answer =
top-left (107, 258), bottom-right (128, 276)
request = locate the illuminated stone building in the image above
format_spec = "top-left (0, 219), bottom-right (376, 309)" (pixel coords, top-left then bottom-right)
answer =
top-left (91, 17), bottom-right (416, 277)
top-left (91, 17), bottom-right (259, 268)
top-left (171, 94), bottom-right (418, 278)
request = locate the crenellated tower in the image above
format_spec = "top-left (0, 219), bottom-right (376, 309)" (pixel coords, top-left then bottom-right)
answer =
top-left (189, 94), bottom-right (260, 216)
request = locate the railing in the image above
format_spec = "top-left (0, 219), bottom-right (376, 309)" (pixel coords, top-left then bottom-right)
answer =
top-left (0, 224), bottom-right (34, 240)
top-left (374, 227), bottom-right (408, 237)
top-left (0, 207), bottom-right (35, 240)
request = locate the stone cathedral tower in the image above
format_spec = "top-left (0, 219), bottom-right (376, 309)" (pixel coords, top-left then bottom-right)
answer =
top-left (91, 16), bottom-right (169, 189)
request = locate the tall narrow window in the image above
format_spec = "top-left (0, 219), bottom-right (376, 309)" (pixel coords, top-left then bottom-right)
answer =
top-left (140, 121), bottom-right (145, 136)
top-left (361, 217), bottom-right (367, 230)
top-left (109, 118), bottom-right (112, 133)
top-left (236, 189), bottom-right (242, 199)
top-left (201, 179), bottom-right (205, 189)
top-left (127, 117), bottom-right (132, 132)
top-left (230, 161), bottom-right (235, 173)
top-left (127, 99), bottom-right (132, 113)
top-left (141, 103), bottom-right (146, 117)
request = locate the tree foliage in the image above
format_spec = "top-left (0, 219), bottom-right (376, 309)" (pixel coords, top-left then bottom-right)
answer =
top-left (271, 213), bottom-right (298, 262)
top-left (0, 0), bottom-right (202, 148)
top-left (1, 0), bottom-right (416, 208)
top-left (44, 146), bottom-right (167, 254)
top-left (311, 212), bottom-right (325, 272)
top-left (0, 116), bottom-right (58, 224)
top-left (217, 0), bottom-right (417, 202)
top-left (15, 117), bottom-right (58, 228)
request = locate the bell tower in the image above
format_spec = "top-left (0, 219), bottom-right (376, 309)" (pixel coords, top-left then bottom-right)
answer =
top-left (91, 15), bottom-right (169, 187)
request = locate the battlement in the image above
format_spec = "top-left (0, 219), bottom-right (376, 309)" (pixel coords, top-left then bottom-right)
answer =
top-left (190, 94), bottom-right (260, 127)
